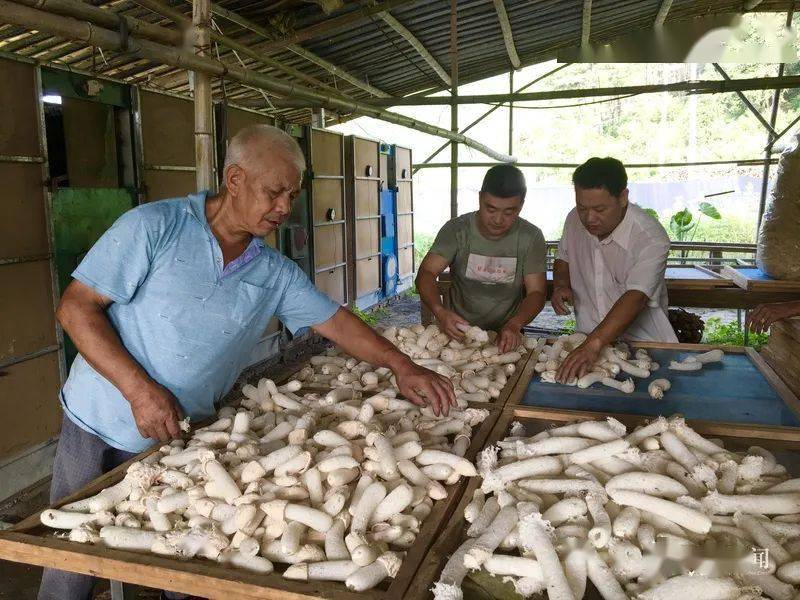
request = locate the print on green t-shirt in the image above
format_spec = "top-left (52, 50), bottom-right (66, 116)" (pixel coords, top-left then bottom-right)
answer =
top-left (428, 212), bottom-right (546, 331)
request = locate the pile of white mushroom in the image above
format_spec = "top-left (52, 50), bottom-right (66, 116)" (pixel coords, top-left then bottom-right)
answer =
top-left (434, 413), bottom-right (800, 600)
top-left (294, 324), bottom-right (537, 404)
top-left (39, 378), bottom-right (489, 591)
top-left (535, 334), bottom-right (725, 399)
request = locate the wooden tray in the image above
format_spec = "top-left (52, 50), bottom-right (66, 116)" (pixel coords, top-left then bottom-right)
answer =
top-left (0, 400), bottom-right (505, 600)
top-left (721, 265), bottom-right (800, 293)
top-left (513, 341), bottom-right (800, 436)
top-left (407, 407), bottom-right (800, 599)
top-left (664, 265), bottom-right (732, 289)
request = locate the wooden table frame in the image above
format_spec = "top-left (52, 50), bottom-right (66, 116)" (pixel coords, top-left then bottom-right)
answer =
top-left (407, 400), bottom-right (800, 599)
top-left (0, 351), bottom-right (536, 600)
top-left (5, 340), bottom-right (799, 599)
top-left (421, 270), bottom-right (800, 324)
top-left (721, 265), bottom-right (800, 293)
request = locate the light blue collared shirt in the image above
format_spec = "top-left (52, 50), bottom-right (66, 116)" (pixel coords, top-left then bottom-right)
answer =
top-left (61, 192), bottom-right (340, 452)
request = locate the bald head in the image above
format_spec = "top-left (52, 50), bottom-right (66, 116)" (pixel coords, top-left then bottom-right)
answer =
top-left (220, 124), bottom-right (305, 238)
top-left (224, 124), bottom-right (306, 177)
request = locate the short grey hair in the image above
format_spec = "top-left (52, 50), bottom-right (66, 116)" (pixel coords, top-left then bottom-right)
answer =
top-left (224, 124), bottom-right (306, 176)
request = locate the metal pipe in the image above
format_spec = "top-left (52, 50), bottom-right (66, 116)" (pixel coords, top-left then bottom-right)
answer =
top-left (449, 0), bottom-right (458, 218)
top-left (367, 75), bottom-right (800, 106)
top-left (0, 0), bottom-right (515, 162)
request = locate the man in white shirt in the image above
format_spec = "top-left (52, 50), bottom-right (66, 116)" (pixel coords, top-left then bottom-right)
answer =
top-left (552, 157), bottom-right (677, 383)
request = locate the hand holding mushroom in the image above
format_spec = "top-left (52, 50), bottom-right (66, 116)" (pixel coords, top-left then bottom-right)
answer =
top-left (392, 359), bottom-right (457, 417)
top-left (127, 379), bottom-right (185, 443)
top-left (556, 337), bottom-right (604, 384)
top-left (497, 319), bottom-right (524, 354)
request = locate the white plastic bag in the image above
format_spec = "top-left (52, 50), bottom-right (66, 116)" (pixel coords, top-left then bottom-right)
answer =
top-left (757, 133), bottom-right (800, 280)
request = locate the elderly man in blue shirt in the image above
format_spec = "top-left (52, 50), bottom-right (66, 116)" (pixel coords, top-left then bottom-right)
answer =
top-left (39, 125), bottom-right (455, 600)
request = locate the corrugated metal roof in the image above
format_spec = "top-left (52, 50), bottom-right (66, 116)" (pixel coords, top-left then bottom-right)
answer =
top-left (0, 0), bottom-right (794, 123)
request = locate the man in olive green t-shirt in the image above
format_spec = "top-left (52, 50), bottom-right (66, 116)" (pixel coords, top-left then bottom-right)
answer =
top-left (416, 165), bottom-right (548, 352)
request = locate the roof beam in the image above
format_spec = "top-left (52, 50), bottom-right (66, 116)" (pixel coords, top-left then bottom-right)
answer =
top-left (654, 0), bottom-right (672, 26)
top-left (195, 0), bottom-right (390, 97)
top-left (581, 0), bottom-right (592, 46)
top-left (132, 0), bottom-right (349, 98)
top-left (365, 74), bottom-right (800, 106)
top-left (254, 0), bottom-right (417, 54)
top-left (377, 11), bottom-right (451, 87)
top-left (0, 0), bottom-right (516, 162)
top-left (491, 0), bottom-right (520, 69)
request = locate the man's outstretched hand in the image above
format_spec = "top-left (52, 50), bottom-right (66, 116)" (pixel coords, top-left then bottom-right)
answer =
top-left (393, 359), bottom-right (457, 417)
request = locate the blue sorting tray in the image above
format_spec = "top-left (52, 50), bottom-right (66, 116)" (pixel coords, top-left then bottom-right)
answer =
top-left (521, 348), bottom-right (800, 428)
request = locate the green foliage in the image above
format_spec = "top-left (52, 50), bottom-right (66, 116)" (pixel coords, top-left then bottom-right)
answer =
top-left (668, 202), bottom-right (722, 243)
top-left (403, 284), bottom-right (419, 297)
top-left (351, 305), bottom-right (389, 327)
top-left (698, 202), bottom-right (721, 220)
top-left (561, 317), bottom-right (576, 334)
top-left (702, 317), bottom-right (769, 350)
top-left (643, 208), bottom-right (659, 220)
top-left (414, 231), bottom-right (435, 266)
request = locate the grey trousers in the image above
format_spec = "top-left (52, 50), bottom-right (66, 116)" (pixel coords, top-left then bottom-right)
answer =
top-left (38, 415), bottom-right (191, 600)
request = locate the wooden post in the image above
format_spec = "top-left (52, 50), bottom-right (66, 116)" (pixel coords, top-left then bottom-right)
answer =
top-left (0, 0), bottom-right (515, 162)
top-left (192, 0), bottom-right (214, 192)
top-left (449, 0), bottom-right (458, 219)
top-left (508, 70), bottom-right (513, 156)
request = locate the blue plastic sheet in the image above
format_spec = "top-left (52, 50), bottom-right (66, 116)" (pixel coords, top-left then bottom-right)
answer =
top-left (521, 349), bottom-right (800, 427)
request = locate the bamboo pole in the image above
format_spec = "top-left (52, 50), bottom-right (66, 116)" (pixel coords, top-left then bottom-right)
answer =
top-left (0, 0), bottom-right (515, 162)
top-left (12, 0), bottom-right (180, 45)
top-left (253, 0), bottom-right (417, 53)
top-left (449, 0), bottom-right (458, 218)
top-left (193, 0), bottom-right (390, 98)
top-left (133, 0), bottom-right (346, 98)
top-left (712, 63), bottom-right (778, 138)
top-left (192, 0), bottom-right (214, 192)
top-left (414, 158), bottom-right (779, 169)
top-left (366, 75), bottom-right (800, 106)
top-left (412, 64), bottom-right (570, 172)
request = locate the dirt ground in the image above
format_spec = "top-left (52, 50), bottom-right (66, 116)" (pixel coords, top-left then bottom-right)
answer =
top-left (373, 291), bottom-right (740, 334)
